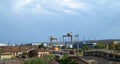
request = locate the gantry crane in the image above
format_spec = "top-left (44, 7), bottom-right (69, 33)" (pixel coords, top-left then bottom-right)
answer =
top-left (62, 32), bottom-right (73, 48)
top-left (49, 36), bottom-right (59, 51)
top-left (49, 36), bottom-right (58, 47)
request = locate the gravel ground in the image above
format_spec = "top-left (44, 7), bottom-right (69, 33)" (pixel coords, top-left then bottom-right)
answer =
top-left (82, 56), bottom-right (120, 64)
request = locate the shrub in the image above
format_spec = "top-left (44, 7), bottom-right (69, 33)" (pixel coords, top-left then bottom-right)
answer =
top-left (23, 58), bottom-right (47, 64)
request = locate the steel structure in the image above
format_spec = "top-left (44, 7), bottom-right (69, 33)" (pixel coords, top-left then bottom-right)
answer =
top-left (62, 32), bottom-right (73, 48)
top-left (49, 36), bottom-right (58, 48)
top-left (75, 34), bottom-right (79, 55)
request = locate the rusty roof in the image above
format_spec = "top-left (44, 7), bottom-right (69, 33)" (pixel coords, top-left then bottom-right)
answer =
top-left (1, 46), bottom-right (22, 53)
top-left (34, 48), bottom-right (49, 52)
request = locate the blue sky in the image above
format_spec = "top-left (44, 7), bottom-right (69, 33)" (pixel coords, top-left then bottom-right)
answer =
top-left (0, 0), bottom-right (120, 44)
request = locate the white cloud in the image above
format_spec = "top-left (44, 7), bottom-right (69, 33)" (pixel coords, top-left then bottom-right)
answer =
top-left (61, 0), bottom-right (83, 9)
top-left (13, 0), bottom-right (33, 14)
top-left (14, 0), bottom-right (33, 8)
top-left (13, 0), bottom-right (90, 14)
top-left (63, 9), bottom-right (77, 14)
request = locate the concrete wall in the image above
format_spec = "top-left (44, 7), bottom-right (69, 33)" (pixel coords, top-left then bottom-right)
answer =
top-left (84, 51), bottom-right (120, 61)
top-left (1, 55), bottom-right (14, 60)
top-left (38, 52), bottom-right (49, 57)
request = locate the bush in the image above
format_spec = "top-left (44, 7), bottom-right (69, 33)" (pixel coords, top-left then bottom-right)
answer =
top-left (28, 50), bottom-right (38, 58)
top-left (115, 44), bottom-right (120, 51)
top-left (82, 45), bottom-right (90, 50)
top-left (23, 58), bottom-right (47, 64)
top-left (59, 54), bottom-right (76, 64)
top-left (95, 43), bottom-right (107, 49)
top-left (109, 42), bottom-right (115, 50)
top-left (23, 55), bottom-right (56, 64)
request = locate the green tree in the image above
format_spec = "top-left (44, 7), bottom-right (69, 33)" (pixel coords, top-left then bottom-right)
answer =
top-left (82, 45), bottom-right (90, 50)
top-left (95, 43), bottom-right (106, 49)
top-left (115, 44), bottom-right (120, 51)
top-left (109, 42), bottom-right (115, 50)
top-left (28, 50), bottom-right (38, 58)
top-left (23, 55), bottom-right (56, 64)
top-left (60, 54), bottom-right (76, 64)
top-left (61, 46), bottom-right (66, 49)
top-left (38, 43), bottom-right (45, 48)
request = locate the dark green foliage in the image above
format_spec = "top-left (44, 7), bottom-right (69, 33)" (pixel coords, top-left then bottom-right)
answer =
top-left (61, 46), bottom-right (66, 49)
top-left (95, 43), bottom-right (107, 49)
top-left (23, 58), bottom-right (47, 64)
top-left (23, 54), bottom-right (76, 64)
top-left (109, 42), bottom-right (115, 50)
top-left (28, 50), bottom-right (38, 58)
top-left (23, 55), bottom-right (56, 64)
top-left (82, 45), bottom-right (90, 50)
top-left (115, 44), bottom-right (120, 51)
top-left (38, 43), bottom-right (45, 48)
top-left (60, 54), bottom-right (76, 64)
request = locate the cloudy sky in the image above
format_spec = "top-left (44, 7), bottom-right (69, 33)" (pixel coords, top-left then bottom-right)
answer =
top-left (0, 0), bottom-right (120, 44)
